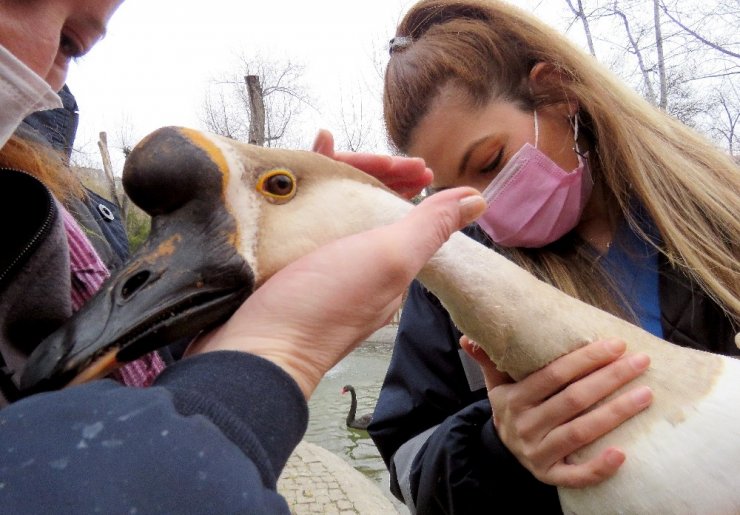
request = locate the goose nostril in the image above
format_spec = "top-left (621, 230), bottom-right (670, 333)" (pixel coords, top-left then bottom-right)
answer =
top-left (121, 271), bottom-right (151, 300)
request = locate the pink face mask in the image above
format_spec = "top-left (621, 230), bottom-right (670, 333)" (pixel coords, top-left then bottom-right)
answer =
top-left (477, 111), bottom-right (593, 248)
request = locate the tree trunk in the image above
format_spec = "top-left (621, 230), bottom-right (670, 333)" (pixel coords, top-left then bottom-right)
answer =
top-left (97, 131), bottom-right (123, 210)
top-left (653, 0), bottom-right (668, 110)
top-left (246, 75), bottom-right (266, 146)
top-left (613, 4), bottom-right (657, 106)
top-left (566, 0), bottom-right (597, 57)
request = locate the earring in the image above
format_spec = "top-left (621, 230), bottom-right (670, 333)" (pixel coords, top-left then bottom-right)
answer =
top-left (572, 113), bottom-right (586, 157)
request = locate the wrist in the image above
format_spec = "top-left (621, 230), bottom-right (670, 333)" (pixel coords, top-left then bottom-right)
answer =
top-left (191, 332), bottom-right (321, 399)
top-left (250, 346), bottom-right (323, 399)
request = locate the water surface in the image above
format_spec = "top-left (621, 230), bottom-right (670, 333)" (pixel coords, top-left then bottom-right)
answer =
top-left (304, 329), bottom-right (407, 512)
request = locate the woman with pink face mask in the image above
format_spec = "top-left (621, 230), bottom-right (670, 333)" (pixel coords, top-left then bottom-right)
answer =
top-left (0, 1), bottom-right (486, 511)
top-left (368, 1), bottom-right (740, 513)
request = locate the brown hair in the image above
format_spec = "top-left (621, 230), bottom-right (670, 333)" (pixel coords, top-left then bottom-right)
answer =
top-left (0, 135), bottom-right (82, 202)
top-left (386, 0), bottom-right (740, 323)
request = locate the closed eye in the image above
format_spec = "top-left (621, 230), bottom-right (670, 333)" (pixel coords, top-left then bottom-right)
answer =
top-left (59, 32), bottom-right (85, 60)
top-left (480, 149), bottom-right (504, 175)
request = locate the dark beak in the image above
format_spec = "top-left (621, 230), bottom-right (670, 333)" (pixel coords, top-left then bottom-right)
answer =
top-left (20, 127), bottom-right (254, 394)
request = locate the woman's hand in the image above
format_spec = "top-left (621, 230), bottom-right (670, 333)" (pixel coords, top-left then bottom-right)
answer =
top-left (189, 187), bottom-right (485, 399)
top-left (312, 129), bottom-right (432, 199)
top-left (461, 337), bottom-right (653, 488)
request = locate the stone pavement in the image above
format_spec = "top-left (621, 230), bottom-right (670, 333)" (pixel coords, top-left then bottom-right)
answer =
top-left (276, 325), bottom-right (404, 514)
top-left (278, 441), bottom-right (402, 514)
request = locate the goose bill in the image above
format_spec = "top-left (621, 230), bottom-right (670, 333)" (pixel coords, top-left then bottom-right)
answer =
top-left (19, 216), bottom-right (253, 394)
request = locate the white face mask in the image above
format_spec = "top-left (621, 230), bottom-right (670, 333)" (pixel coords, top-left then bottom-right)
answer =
top-left (0, 44), bottom-right (62, 149)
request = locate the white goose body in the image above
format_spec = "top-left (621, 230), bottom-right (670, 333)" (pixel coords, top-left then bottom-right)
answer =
top-left (424, 232), bottom-right (740, 514)
top-left (198, 129), bottom-right (740, 514)
top-left (26, 127), bottom-right (736, 513)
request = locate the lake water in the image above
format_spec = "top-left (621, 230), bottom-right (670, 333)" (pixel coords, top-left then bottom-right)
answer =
top-left (303, 326), bottom-right (408, 513)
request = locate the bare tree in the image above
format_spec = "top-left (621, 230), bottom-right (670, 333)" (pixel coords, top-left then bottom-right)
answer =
top-left (708, 83), bottom-right (740, 155)
top-left (557, 0), bottom-right (740, 149)
top-left (604, 0), bottom-right (660, 106)
top-left (245, 75), bottom-right (266, 146)
top-left (334, 89), bottom-right (379, 152)
top-left (69, 137), bottom-right (100, 170)
top-left (200, 54), bottom-right (314, 149)
top-left (658, 0), bottom-right (740, 60)
top-left (565, 0), bottom-right (598, 56)
top-left (202, 86), bottom-right (244, 140)
top-left (332, 36), bottom-right (395, 154)
top-left (652, 0), bottom-right (668, 109)
top-left (115, 115), bottom-right (136, 160)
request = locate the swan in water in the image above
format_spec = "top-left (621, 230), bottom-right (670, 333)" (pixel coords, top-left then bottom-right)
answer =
top-left (341, 385), bottom-right (373, 430)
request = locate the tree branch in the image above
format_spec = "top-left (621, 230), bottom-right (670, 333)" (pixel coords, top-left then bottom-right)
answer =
top-left (659, 1), bottom-right (740, 59)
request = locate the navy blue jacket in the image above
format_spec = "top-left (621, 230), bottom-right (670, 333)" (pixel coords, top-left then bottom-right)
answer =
top-left (369, 226), bottom-right (738, 515)
top-left (19, 84), bottom-right (131, 271)
top-left (0, 351), bottom-right (307, 513)
top-left (21, 84), bottom-right (79, 160)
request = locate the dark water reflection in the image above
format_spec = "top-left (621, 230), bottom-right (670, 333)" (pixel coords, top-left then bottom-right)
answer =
top-left (304, 329), bottom-right (407, 512)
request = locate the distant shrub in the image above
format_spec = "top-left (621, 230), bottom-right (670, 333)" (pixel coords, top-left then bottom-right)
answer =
top-left (125, 201), bottom-right (151, 252)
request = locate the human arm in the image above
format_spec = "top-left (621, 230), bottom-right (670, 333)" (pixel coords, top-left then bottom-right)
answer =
top-left (368, 228), bottom-right (655, 513)
top-left (0, 187), bottom-right (485, 512)
top-left (187, 187), bottom-right (484, 398)
top-left (461, 336), bottom-right (654, 489)
top-left (0, 352), bottom-right (303, 513)
top-left (368, 280), bottom-right (562, 514)
top-left (311, 129), bottom-right (432, 200)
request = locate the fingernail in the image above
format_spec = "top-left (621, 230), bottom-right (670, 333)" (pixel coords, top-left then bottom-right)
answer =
top-left (459, 194), bottom-right (486, 224)
top-left (604, 338), bottom-right (626, 355)
top-left (631, 386), bottom-right (653, 407)
top-left (311, 130), bottom-right (328, 153)
top-left (629, 353), bottom-right (650, 370)
top-left (605, 448), bottom-right (625, 467)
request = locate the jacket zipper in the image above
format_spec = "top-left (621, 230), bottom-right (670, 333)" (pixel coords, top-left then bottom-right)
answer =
top-left (0, 168), bottom-right (56, 285)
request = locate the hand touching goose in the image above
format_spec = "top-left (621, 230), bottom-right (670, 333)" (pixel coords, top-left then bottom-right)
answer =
top-left (188, 187), bottom-right (485, 398)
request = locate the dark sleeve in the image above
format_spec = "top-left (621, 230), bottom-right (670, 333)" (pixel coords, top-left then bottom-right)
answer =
top-left (368, 280), bottom-right (561, 515)
top-left (0, 351), bottom-right (307, 514)
top-left (658, 253), bottom-right (739, 357)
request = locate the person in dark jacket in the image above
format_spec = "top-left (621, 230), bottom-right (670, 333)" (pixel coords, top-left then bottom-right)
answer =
top-left (20, 83), bottom-right (132, 270)
top-left (369, 1), bottom-right (740, 513)
top-left (3, 86), bottom-right (165, 401)
top-left (19, 85), bottom-right (195, 366)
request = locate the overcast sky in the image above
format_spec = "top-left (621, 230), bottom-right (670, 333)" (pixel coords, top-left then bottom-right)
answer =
top-left (65, 0), bottom-right (559, 171)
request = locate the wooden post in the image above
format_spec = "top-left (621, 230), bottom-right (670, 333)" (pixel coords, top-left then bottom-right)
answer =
top-left (97, 131), bottom-right (123, 210)
top-left (245, 75), bottom-right (266, 146)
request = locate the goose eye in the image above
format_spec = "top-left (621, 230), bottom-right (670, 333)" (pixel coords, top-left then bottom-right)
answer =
top-left (256, 169), bottom-right (297, 203)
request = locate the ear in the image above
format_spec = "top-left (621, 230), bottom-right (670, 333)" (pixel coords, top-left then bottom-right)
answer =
top-left (528, 62), bottom-right (579, 118)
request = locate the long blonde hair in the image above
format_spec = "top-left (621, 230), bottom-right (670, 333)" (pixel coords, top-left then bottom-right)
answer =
top-left (385, 0), bottom-right (740, 324)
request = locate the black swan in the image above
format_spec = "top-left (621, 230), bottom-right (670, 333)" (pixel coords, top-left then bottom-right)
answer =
top-left (341, 385), bottom-right (372, 430)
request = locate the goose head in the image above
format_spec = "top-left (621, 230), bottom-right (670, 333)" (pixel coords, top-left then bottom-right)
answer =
top-left (21, 126), bottom-right (411, 393)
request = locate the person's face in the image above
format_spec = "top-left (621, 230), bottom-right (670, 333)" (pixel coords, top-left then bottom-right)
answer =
top-left (407, 85), bottom-right (579, 194)
top-left (0, 0), bottom-right (123, 91)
